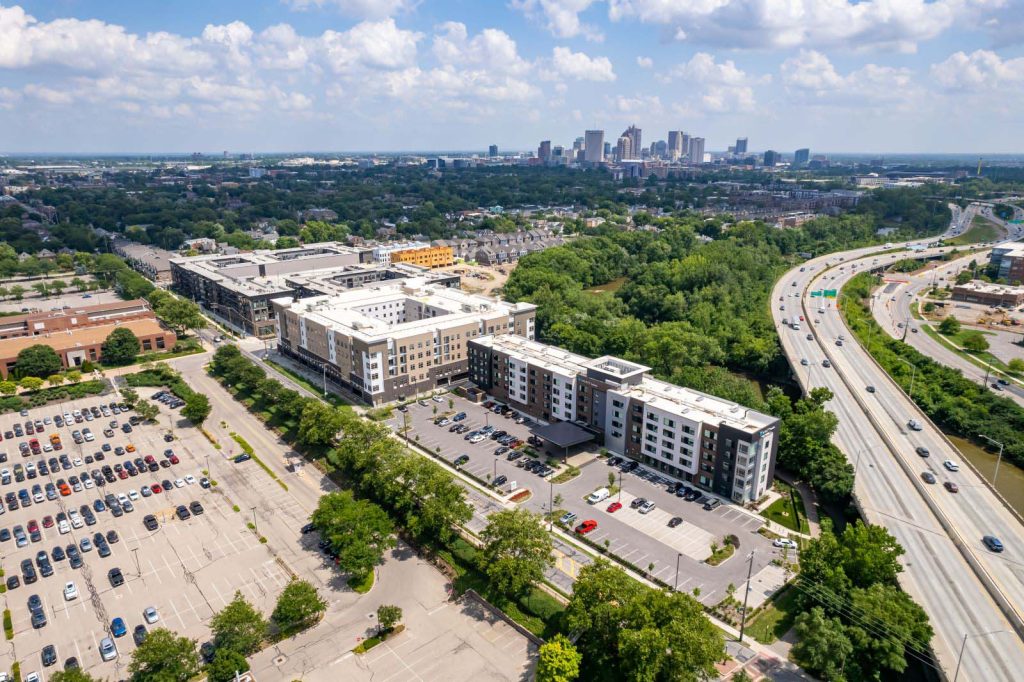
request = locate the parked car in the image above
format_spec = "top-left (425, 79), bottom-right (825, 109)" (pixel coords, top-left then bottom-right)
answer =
top-left (574, 519), bottom-right (598, 535)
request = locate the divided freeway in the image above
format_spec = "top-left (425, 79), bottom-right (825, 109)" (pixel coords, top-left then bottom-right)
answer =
top-left (772, 204), bottom-right (1024, 681)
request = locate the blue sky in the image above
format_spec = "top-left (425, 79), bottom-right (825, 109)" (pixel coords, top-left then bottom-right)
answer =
top-left (1, 0), bottom-right (1022, 154)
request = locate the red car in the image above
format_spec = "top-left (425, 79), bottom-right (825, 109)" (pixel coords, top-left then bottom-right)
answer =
top-left (117, 469), bottom-right (128, 480)
top-left (944, 481), bottom-right (959, 493)
top-left (151, 484), bottom-right (163, 494)
top-left (58, 484), bottom-right (71, 496)
top-left (575, 519), bottom-right (598, 535)
top-left (27, 519), bottom-right (39, 533)
top-left (168, 455), bottom-right (180, 465)
top-left (606, 501), bottom-right (622, 513)
top-left (42, 515), bottom-right (54, 528)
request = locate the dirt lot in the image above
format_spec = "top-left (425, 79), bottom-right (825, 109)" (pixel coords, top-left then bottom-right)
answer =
top-left (437, 262), bottom-right (514, 297)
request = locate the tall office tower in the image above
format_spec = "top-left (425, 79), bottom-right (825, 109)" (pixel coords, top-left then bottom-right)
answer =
top-left (604, 142), bottom-right (612, 158)
top-left (763, 150), bottom-right (779, 167)
top-left (552, 145), bottom-right (564, 160)
top-left (735, 137), bottom-right (748, 154)
top-left (619, 124), bottom-right (642, 157)
top-left (573, 137), bottom-right (584, 155)
top-left (538, 140), bottom-right (551, 161)
top-left (654, 140), bottom-right (668, 158)
top-left (794, 148), bottom-right (810, 166)
top-left (687, 137), bottom-right (705, 164)
top-left (616, 135), bottom-right (633, 161)
top-left (584, 130), bottom-right (605, 163)
top-left (488, 144), bottom-right (498, 157)
top-left (667, 131), bottom-right (685, 160)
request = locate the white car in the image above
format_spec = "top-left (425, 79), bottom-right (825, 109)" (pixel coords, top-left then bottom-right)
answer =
top-left (184, 475), bottom-right (196, 485)
top-left (24, 673), bottom-right (39, 682)
top-left (773, 538), bottom-right (799, 550)
top-left (83, 477), bottom-right (94, 489)
top-left (174, 478), bottom-right (185, 488)
top-left (73, 457), bottom-right (83, 467)
top-left (943, 460), bottom-right (960, 472)
top-left (69, 511), bottom-right (84, 529)
top-left (117, 493), bottom-right (129, 505)
top-left (58, 520), bottom-right (71, 535)
top-left (468, 434), bottom-right (485, 444)
top-left (143, 606), bottom-right (159, 624)
top-left (639, 501), bottom-right (657, 514)
top-left (128, 489), bottom-right (139, 501)
top-left (42, 444), bottom-right (53, 453)
top-left (64, 581), bottom-right (79, 601)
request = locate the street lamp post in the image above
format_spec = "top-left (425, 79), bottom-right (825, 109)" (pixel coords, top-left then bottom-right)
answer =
top-left (251, 507), bottom-right (258, 535)
top-left (953, 630), bottom-right (1010, 682)
top-left (897, 357), bottom-right (917, 400)
top-left (548, 480), bottom-right (553, 531)
top-left (673, 552), bottom-right (682, 591)
top-left (618, 470), bottom-right (623, 503)
top-left (977, 433), bottom-right (1006, 487)
top-left (738, 550), bottom-right (756, 644)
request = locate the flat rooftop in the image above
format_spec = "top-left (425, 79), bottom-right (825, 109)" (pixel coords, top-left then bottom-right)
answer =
top-left (474, 334), bottom-right (775, 433)
top-left (0, 318), bottom-right (169, 357)
top-left (954, 280), bottom-right (1024, 295)
top-left (276, 280), bottom-right (534, 344)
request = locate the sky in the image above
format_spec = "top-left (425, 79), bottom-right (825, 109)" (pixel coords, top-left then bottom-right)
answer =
top-left (0, 0), bottom-right (1022, 155)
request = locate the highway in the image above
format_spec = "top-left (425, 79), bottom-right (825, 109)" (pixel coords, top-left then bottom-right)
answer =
top-left (772, 203), bottom-right (1024, 681)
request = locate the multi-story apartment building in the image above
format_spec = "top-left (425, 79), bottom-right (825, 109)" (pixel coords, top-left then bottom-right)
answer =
top-left (990, 241), bottom-right (1024, 284)
top-left (468, 335), bottom-right (778, 504)
top-left (390, 245), bottom-right (455, 269)
top-left (273, 280), bottom-right (536, 404)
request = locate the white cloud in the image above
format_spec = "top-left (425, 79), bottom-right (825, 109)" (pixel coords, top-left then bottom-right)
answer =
top-left (613, 93), bottom-right (662, 115)
top-left (931, 49), bottom-right (1024, 91)
top-left (550, 46), bottom-right (616, 81)
top-left (661, 52), bottom-right (762, 113)
top-left (780, 49), bottom-right (919, 106)
top-left (23, 84), bottom-right (74, 104)
top-left (636, 56), bottom-right (652, 68)
top-left (511, 0), bottom-right (603, 41)
top-left (320, 19), bottom-right (422, 72)
top-left (509, 0), bottom-right (1004, 52)
top-left (285, 0), bottom-right (415, 20)
top-left (432, 22), bottom-right (530, 74)
top-left (0, 87), bottom-right (20, 109)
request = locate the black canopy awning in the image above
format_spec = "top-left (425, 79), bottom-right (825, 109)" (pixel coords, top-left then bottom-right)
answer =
top-left (533, 421), bottom-right (595, 449)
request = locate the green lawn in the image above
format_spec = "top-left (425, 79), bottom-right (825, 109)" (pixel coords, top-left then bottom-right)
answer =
top-left (921, 323), bottom-right (1016, 378)
top-left (946, 216), bottom-right (1001, 245)
top-left (762, 482), bottom-right (811, 534)
top-left (746, 585), bottom-right (800, 644)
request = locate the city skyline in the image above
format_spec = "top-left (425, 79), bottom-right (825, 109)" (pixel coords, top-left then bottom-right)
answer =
top-left (1, 0), bottom-right (1023, 154)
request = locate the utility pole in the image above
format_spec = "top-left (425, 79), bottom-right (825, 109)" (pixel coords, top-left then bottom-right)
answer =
top-left (251, 507), bottom-right (258, 535)
top-left (618, 469), bottom-right (623, 503)
top-left (674, 552), bottom-right (682, 591)
top-left (738, 550), bottom-right (756, 644)
top-left (978, 434), bottom-right (1005, 487)
top-left (548, 480), bottom-right (553, 531)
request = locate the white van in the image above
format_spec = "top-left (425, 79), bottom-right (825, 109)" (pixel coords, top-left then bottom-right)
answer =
top-left (587, 488), bottom-right (610, 504)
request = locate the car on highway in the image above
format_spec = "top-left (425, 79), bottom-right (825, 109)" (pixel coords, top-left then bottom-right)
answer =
top-left (822, 359), bottom-right (831, 368)
top-left (944, 481), bottom-right (959, 493)
top-left (866, 386), bottom-right (875, 393)
top-left (943, 460), bottom-right (960, 472)
top-left (907, 419), bottom-right (923, 431)
top-left (921, 472), bottom-right (937, 484)
top-left (773, 538), bottom-right (799, 550)
top-left (800, 358), bottom-right (809, 366)
top-left (915, 446), bottom-right (930, 458)
top-left (983, 535), bottom-right (1004, 553)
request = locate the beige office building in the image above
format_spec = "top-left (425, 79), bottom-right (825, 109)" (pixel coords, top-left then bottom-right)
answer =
top-left (273, 279), bottom-right (536, 404)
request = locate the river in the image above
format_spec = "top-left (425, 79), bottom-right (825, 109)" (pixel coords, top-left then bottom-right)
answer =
top-left (950, 435), bottom-right (1024, 516)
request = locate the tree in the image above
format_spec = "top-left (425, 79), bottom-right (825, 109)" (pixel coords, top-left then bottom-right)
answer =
top-left (135, 398), bottom-right (160, 422)
top-left (51, 279), bottom-right (67, 295)
top-left (66, 369), bottom-right (82, 384)
top-left (156, 296), bottom-right (205, 336)
top-left (376, 604), bottom-right (402, 634)
top-left (15, 344), bottom-right (62, 378)
top-left (479, 509), bottom-right (554, 598)
top-left (312, 491), bottom-right (395, 581)
top-left (120, 387), bottom-right (139, 406)
top-left (205, 648), bottom-right (250, 682)
top-left (938, 316), bottom-right (961, 335)
top-left (32, 282), bottom-right (50, 298)
top-left (0, 380), bottom-right (16, 396)
top-left (101, 326), bottom-right (141, 365)
top-left (19, 376), bottom-right (44, 392)
top-left (271, 579), bottom-right (327, 634)
top-left (297, 401), bottom-right (347, 447)
top-left (536, 633), bottom-right (582, 682)
top-left (71, 277), bottom-right (87, 292)
top-left (961, 331), bottom-right (989, 353)
top-left (792, 607), bottom-right (853, 682)
top-left (48, 670), bottom-right (100, 682)
top-left (127, 628), bottom-right (201, 682)
top-left (47, 374), bottom-right (65, 388)
top-left (1009, 358), bottom-right (1024, 375)
top-left (10, 285), bottom-right (24, 301)
top-left (923, 301), bottom-right (935, 313)
top-left (182, 393), bottom-right (212, 425)
top-left (210, 590), bottom-right (267, 655)
top-left (732, 669), bottom-right (754, 682)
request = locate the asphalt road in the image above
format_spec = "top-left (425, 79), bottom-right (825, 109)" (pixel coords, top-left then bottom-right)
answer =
top-left (773, 204), bottom-right (1024, 681)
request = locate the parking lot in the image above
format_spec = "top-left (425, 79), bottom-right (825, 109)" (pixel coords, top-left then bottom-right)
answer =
top-left (0, 387), bottom-right (290, 679)
top-left (392, 394), bottom-right (790, 608)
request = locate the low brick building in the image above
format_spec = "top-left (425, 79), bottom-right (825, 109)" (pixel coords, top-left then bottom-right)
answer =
top-left (0, 300), bottom-right (155, 341)
top-left (0, 318), bottom-right (176, 378)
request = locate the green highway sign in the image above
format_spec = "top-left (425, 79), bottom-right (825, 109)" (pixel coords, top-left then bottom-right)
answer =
top-left (810, 291), bottom-right (823, 297)
top-left (824, 289), bottom-right (838, 298)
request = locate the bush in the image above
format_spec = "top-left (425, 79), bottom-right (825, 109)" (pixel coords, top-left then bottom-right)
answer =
top-left (3, 609), bottom-right (12, 639)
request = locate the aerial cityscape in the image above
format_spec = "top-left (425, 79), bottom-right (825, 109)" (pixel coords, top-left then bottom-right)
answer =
top-left (2, 2), bottom-right (1024, 682)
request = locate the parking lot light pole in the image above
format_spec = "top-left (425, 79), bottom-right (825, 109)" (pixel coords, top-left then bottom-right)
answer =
top-left (251, 507), bottom-right (258, 535)
top-left (977, 434), bottom-right (1005, 486)
top-left (618, 470), bottom-right (623, 503)
top-left (673, 552), bottom-right (682, 591)
top-left (548, 480), bottom-right (553, 531)
top-left (132, 547), bottom-right (141, 576)
top-left (738, 550), bottom-right (756, 644)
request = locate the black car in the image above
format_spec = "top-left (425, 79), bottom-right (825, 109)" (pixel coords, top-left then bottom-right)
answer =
top-left (6, 575), bottom-right (20, 590)
top-left (28, 594), bottom-right (42, 611)
top-left (0, 528), bottom-right (10, 542)
top-left (64, 656), bottom-right (80, 670)
top-left (108, 567), bottom-right (124, 587)
top-left (133, 624), bottom-right (148, 645)
top-left (233, 453), bottom-right (251, 464)
top-left (176, 505), bottom-right (192, 520)
top-left (67, 545), bottom-right (83, 569)
top-left (668, 517), bottom-right (684, 528)
top-left (52, 546), bottom-right (66, 561)
top-left (42, 644), bottom-right (57, 666)
top-left (31, 609), bottom-right (47, 628)
top-left (106, 530), bottom-right (119, 544)
top-left (143, 515), bottom-right (158, 531)
top-left (493, 474), bottom-right (508, 487)
top-left (189, 501), bottom-right (204, 516)
top-left (300, 522), bottom-right (316, 534)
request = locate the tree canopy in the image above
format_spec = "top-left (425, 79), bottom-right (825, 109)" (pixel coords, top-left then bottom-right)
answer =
top-left (15, 344), bottom-right (62, 378)
top-left (101, 326), bottom-right (141, 365)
